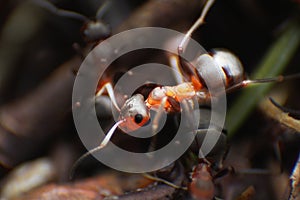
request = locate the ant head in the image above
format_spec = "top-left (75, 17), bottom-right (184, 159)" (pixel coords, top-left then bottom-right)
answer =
top-left (189, 162), bottom-right (214, 200)
top-left (81, 20), bottom-right (111, 42)
top-left (210, 49), bottom-right (245, 87)
top-left (118, 94), bottom-right (150, 132)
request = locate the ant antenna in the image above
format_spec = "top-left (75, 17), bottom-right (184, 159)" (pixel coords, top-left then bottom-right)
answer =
top-left (70, 120), bottom-right (124, 179)
top-left (33, 0), bottom-right (89, 22)
top-left (225, 73), bottom-right (300, 93)
top-left (178, 0), bottom-right (215, 55)
top-left (95, 0), bottom-right (111, 20)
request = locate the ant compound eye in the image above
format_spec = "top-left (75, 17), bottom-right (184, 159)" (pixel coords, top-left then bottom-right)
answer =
top-left (134, 114), bottom-right (144, 124)
top-left (119, 94), bottom-right (150, 132)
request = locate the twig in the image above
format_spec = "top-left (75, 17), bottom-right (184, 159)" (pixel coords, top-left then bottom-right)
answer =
top-left (259, 97), bottom-right (300, 132)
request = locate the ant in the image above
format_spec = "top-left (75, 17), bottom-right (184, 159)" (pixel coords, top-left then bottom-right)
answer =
top-left (33, 0), bottom-right (111, 43)
top-left (189, 158), bottom-right (227, 200)
top-left (70, 0), bottom-right (300, 178)
top-left (143, 150), bottom-right (232, 200)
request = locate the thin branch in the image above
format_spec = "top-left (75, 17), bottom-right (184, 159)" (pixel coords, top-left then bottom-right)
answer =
top-left (259, 97), bottom-right (300, 132)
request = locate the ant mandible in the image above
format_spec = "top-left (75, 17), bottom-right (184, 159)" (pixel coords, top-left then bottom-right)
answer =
top-left (71, 0), bottom-right (300, 176)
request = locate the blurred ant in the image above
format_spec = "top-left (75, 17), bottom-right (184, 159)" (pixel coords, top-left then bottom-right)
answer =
top-left (33, 0), bottom-right (111, 43)
top-left (144, 152), bottom-right (232, 200)
top-left (188, 158), bottom-right (231, 200)
top-left (70, 0), bottom-right (300, 177)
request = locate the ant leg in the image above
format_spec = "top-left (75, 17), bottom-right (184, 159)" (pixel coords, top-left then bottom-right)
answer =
top-left (143, 162), bottom-right (188, 190)
top-left (142, 173), bottom-right (187, 190)
top-left (95, 0), bottom-right (112, 20)
top-left (213, 166), bottom-right (235, 179)
top-left (197, 148), bottom-right (211, 165)
top-left (195, 127), bottom-right (228, 156)
top-left (32, 0), bottom-right (88, 22)
top-left (225, 79), bottom-right (272, 93)
top-left (225, 73), bottom-right (300, 94)
top-left (152, 97), bottom-right (168, 134)
top-left (148, 97), bottom-right (168, 151)
top-left (70, 83), bottom-right (121, 177)
top-left (70, 119), bottom-right (124, 179)
top-left (96, 82), bottom-right (120, 111)
top-left (176, 0), bottom-right (216, 83)
top-left (178, 0), bottom-right (215, 55)
top-left (169, 55), bottom-right (185, 84)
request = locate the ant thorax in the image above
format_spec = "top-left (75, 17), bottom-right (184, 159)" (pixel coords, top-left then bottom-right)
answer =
top-left (146, 83), bottom-right (196, 109)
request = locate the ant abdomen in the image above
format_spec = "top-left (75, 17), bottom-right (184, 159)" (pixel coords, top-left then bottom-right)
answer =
top-left (210, 49), bottom-right (245, 88)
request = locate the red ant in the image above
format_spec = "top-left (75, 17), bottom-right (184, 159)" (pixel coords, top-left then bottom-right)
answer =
top-left (189, 158), bottom-right (226, 200)
top-left (70, 0), bottom-right (300, 177)
top-left (144, 152), bottom-right (232, 200)
top-left (33, 0), bottom-right (111, 43)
